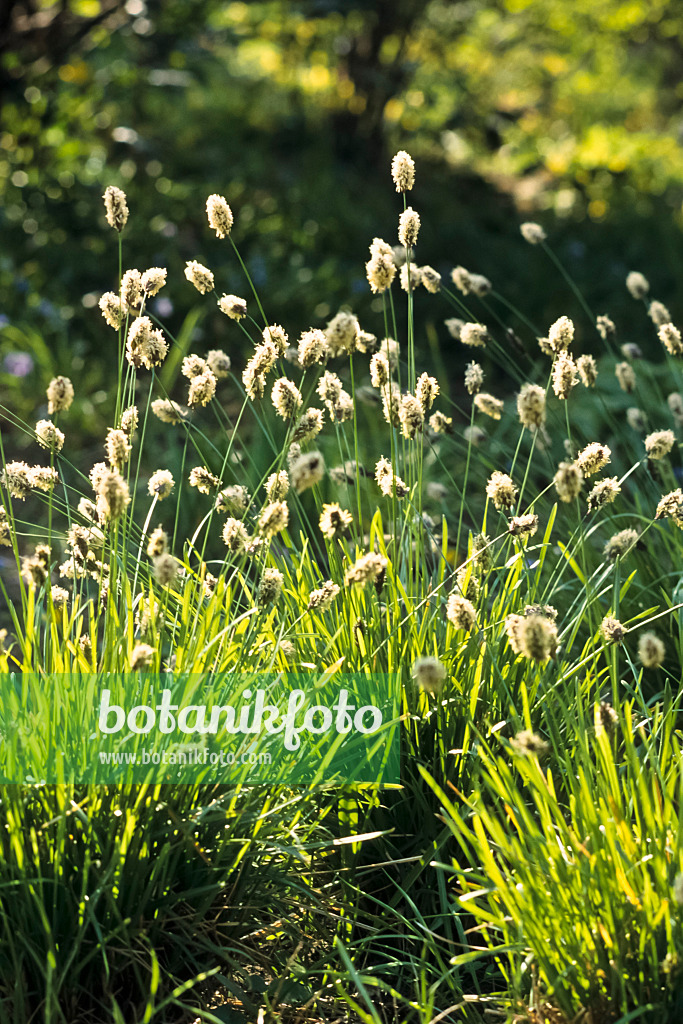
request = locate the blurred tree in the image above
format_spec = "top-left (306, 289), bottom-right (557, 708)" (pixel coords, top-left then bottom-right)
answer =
top-left (0, 0), bottom-right (127, 112)
top-left (2, 0), bottom-right (683, 427)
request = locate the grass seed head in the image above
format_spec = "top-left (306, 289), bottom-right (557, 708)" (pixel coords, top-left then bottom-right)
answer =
top-left (398, 205), bottom-right (421, 248)
top-left (375, 456), bottom-right (408, 498)
top-left (130, 643), bottom-right (155, 670)
top-left (345, 551), bottom-right (387, 588)
top-left (577, 354), bottom-right (598, 387)
top-left (222, 517), bottom-right (250, 552)
top-left (271, 378), bottom-right (303, 420)
top-left (120, 269), bottom-right (143, 311)
top-left (626, 407), bottom-right (647, 432)
top-left (430, 411), bottom-right (453, 434)
top-left (380, 383), bottom-right (400, 427)
top-left (552, 351), bottom-right (578, 399)
top-left (258, 500), bottom-right (289, 537)
top-left (511, 613), bottom-right (557, 662)
top-left (604, 529), bottom-right (638, 560)
top-left (475, 393), bottom-right (503, 420)
top-left (366, 251), bottom-right (397, 294)
top-left (50, 585), bottom-right (69, 609)
top-left (127, 317), bottom-right (169, 369)
top-left (655, 489), bottom-right (683, 527)
top-left (189, 467), bottom-right (220, 494)
top-left (575, 442), bottom-right (611, 476)
top-left (290, 451), bottom-right (325, 492)
top-left (648, 300), bottom-right (671, 326)
top-left (325, 311), bottom-right (359, 356)
top-left (596, 314), bottom-right (616, 340)
top-left (486, 471), bottom-right (517, 510)
top-left (151, 399), bottom-right (188, 424)
top-left (30, 466), bottom-right (58, 493)
top-left (553, 461), bottom-right (583, 502)
top-left (103, 185), bottom-right (128, 232)
top-left (307, 580), bottom-right (340, 611)
top-left (147, 526), bottom-right (168, 557)
top-left (370, 353), bottom-right (390, 389)
top-left (105, 428), bottom-right (131, 468)
top-left (456, 565), bottom-right (480, 603)
top-left (188, 371), bottom-right (217, 407)
top-left (22, 552), bottom-right (49, 589)
top-left (469, 273), bottom-right (491, 296)
top-left (460, 323), bottom-right (488, 349)
top-left (465, 362), bottom-right (484, 395)
top-left (206, 194), bottom-right (233, 238)
top-left (181, 354), bottom-right (207, 379)
top-left (263, 324), bottom-right (288, 356)
top-left (399, 393), bottom-right (424, 438)
top-left (46, 376), bottom-right (74, 414)
top-left (215, 485), bottom-right (250, 515)
top-left (587, 477), bottom-right (620, 511)
top-left (601, 616), bottom-right (627, 645)
top-left (319, 502), bottom-right (353, 540)
top-left (153, 553), bottom-right (178, 586)
top-left (667, 393), bottom-right (683, 426)
top-left (0, 507), bottom-right (11, 547)
top-left (451, 266), bottom-right (472, 294)
top-left (626, 271), bottom-right (649, 299)
top-left (99, 291), bottom-right (123, 329)
top-left (658, 323), bottom-right (683, 355)
top-left (419, 265), bottom-right (441, 293)
top-left (35, 419), bottom-right (65, 452)
top-left (517, 383), bottom-right (546, 428)
top-left (445, 317), bottom-right (464, 340)
top-left (446, 593), bottom-right (476, 631)
top-left (257, 567), bottom-right (284, 606)
top-left (412, 656), bottom-right (446, 695)
top-left (205, 350), bottom-right (231, 379)
top-left (298, 328), bottom-right (328, 367)
top-left (317, 370), bottom-right (343, 406)
top-left (615, 361), bottom-right (636, 393)
top-left (510, 730), bottom-right (549, 757)
top-left (148, 469), bottom-right (174, 500)
top-left (391, 150), bottom-right (415, 192)
top-left (509, 513), bottom-right (539, 538)
top-left (120, 406), bottom-right (138, 436)
top-left (184, 260), bottom-right (214, 294)
top-left (140, 267), bottom-right (166, 296)
top-left (416, 372), bottom-right (439, 414)
top-left (266, 471), bottom-right (289, 502)
top-left (645, 429), bottom-right (675, 460)
top-left (218, 294), bottom-right (247, 320)
top-left (548, 315), bottom-right (574, 354)
top-left (638, 631), bottom-right (665, 668)
top-left (520, 221), bottom-right (546, 244)
top-left (95, 468), bottom-right (130, 521)
top-left (621, 343), bottom-right (642, 360)
top-left (292, 407), bottom-right (324, 443)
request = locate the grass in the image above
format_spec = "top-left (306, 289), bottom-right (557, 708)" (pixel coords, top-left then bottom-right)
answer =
top-left (0, 156), bottom-right (682, 1022)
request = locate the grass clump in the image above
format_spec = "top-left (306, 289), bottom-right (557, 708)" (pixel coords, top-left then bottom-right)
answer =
top-left (0, 157), bottom-right (683, 1022)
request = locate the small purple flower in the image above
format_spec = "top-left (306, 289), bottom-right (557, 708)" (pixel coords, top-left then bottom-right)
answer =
top-left (3, 352), bottom-right (34, 377)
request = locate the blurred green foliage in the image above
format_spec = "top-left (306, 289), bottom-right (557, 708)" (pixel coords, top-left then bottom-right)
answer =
top-left (2, 0), bottom-right (683, 424)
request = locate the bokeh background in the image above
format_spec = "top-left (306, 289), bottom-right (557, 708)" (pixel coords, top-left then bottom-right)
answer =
top-left (2, 0), bottom-right (683, 436)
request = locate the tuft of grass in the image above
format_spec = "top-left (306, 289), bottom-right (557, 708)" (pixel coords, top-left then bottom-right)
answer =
top-left (1, 155), bottom-right (683, 1022)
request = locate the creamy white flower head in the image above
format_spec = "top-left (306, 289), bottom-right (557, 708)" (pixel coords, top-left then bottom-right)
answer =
top-left (206, 194), bottom-right (233, 238)
top-left (391, 150), bottom-right (415, 192)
